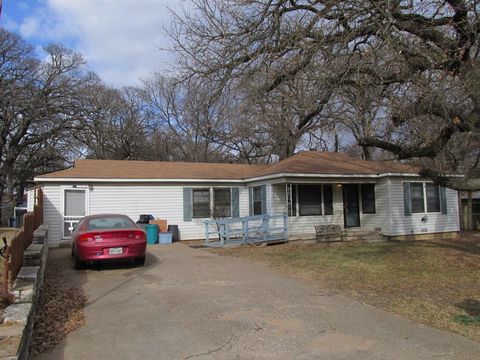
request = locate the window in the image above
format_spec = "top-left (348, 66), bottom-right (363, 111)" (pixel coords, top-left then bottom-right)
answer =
top-left (64, 189), bottom-right (86, 216)
top-left (298, 185), bottom-right (322, 216)
top-left (213, 188), bottom-right (231, 218)
top-left (361, 184), bottom-right (376, 214)
top-left (323, 184), bottom-right (333, 215)
top-left (287, 184), bottom-right (298, 216)
top-left (63, 188), bottom-right (86, 238)
top-left (253, 187), bottom-right (263, 215)
top-left (426, 184), bottom-right (440, 212)
top-left (410, 183), bottom-right (425, 213)
top-left (192, 189), bottom-right (210, 218)
top-left (85, 215), bottom-right (136, 230)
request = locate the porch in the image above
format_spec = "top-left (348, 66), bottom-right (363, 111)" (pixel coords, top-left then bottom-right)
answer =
top-left (271, 180), bottom-right (388, 239)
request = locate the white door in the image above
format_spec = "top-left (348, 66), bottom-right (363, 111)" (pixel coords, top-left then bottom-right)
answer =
top-left (63, 188), bottom-right (88, 238)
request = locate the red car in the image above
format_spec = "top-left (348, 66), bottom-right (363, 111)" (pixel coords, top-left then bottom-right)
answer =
top-left (71, 214), bottom-right (146, 269)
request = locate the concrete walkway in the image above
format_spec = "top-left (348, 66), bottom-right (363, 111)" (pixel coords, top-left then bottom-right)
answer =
top-left (32, 244), bottom-right (480, 360)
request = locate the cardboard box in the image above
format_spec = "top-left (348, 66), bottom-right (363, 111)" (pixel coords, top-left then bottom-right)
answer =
top-left (149, 219), bottom-right (167, 232)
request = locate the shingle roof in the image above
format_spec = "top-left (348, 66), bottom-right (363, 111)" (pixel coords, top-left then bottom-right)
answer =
top-left (35, 151), bottom-right (417, 181)
top-left (257, 151), bottom-right (416, 177)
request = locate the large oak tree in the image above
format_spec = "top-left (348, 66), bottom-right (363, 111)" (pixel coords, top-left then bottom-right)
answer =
top-left (170, 0), bottom-right (480, 190)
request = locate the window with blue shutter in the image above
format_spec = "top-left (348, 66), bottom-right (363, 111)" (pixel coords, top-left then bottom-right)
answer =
top-left (440, 186), bottom-right (448, 214)
top-left (403, 182), bottom-right (411, 216)
top-left (183, 188), bottom-right (193, 222)
top-left (231, 187), bottom-right (240, 218)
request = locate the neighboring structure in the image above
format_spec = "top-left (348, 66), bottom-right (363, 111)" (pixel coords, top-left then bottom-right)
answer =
top-left (31, 151), bottom-right (461, 247)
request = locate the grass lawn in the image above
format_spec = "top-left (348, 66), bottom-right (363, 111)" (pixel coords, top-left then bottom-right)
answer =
top-left (210, 233), bottom-right (480, 342)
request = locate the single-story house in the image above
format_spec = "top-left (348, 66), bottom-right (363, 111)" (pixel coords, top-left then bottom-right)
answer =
top-left (30, 151), bottom-right (460, 247)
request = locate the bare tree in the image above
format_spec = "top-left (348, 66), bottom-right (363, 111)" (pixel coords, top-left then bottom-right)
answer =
top-left (143, 75), bottom-right (229, 162)
top-left (76, 84), bottom-right (153, 160)
top-left (170, 0), bottom-right (480, 190)
top-left (0, 29), bottom-right (98, 223)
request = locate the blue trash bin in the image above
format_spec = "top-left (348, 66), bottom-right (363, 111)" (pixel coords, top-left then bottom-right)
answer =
top-left (146, 224), bottom-right (159, 244)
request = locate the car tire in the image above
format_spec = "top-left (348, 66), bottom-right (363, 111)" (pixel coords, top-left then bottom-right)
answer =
top-left (73, 252), bottom-right (84, 270)
top-left (134, 256), bottom-right (146, 266)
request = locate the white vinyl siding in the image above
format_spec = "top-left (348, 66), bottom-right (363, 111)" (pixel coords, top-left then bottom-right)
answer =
top-left (359, 179), bottom-right (390, 231)
top-left (387, 178), bottom-right (459, 236)
top-left (42, 185), bottom-right (62, 246)
top-left (36, 177), bottom-right (460, 246)
top-left (37, 183), bottom-right (250, 247)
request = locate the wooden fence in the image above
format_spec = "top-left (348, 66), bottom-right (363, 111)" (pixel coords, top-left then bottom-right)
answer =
top-left (2, 188), bottom-right (43, 291)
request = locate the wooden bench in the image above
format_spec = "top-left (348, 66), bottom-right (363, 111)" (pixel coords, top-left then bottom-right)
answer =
top-left (315, 224), bottom-right (346, 243)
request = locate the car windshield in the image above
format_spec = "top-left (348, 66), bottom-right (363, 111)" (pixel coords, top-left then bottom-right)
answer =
top-left (86, 216), bottom-right (136, 231)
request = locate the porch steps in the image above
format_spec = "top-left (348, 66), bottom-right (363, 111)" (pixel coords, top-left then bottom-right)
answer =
top-left (345, 229), bottom-right (385, 242)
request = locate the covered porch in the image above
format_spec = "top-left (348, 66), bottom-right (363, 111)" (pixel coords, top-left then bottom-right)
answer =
top-left (270, 179), bottom-right (388, 241)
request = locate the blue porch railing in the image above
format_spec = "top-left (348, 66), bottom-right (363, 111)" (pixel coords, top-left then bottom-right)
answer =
top-left (204, 213), bottom-right (288, 247)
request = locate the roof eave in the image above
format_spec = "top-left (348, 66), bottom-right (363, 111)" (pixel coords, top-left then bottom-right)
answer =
top-left (33, 171), bottom-right (447, 184)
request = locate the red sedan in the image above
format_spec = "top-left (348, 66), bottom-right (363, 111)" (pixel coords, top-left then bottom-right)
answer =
top-left (71, 214), bottom-right (146, 269)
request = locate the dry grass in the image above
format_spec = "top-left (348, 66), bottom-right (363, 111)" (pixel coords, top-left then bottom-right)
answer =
top-left (210, 233), bottom-right (480, 342)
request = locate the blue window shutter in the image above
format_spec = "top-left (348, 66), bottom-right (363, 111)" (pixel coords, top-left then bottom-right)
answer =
top-left (248, 187), bottom-right (253, 216)
top-left (261, 185), bottom-right (267, 215)
top-left (183, 187), bottom-right (192, 222)
top-left (403, 182), bottom-right (411, 216)
top-left (231, 187), bottom-right (240, 218)
top-left (440, 186), bottom-right (448, 214)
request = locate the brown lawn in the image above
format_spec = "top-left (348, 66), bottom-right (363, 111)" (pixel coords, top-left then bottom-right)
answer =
top-left (210, 233), bottom-right (480, 342)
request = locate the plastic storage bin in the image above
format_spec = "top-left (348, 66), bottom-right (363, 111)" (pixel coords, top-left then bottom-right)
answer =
top-left (158, 232), bottom-right (173, 244)
top-left (146, 224), bottom-right (159, 244)
top-left (167, 225), bottom-right (180, 242)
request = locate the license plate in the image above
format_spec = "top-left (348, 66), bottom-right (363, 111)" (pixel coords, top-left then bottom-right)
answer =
top-left (108, 247), bottom-right (123, 255)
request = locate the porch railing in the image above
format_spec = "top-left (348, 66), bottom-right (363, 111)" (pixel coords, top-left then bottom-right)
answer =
top-left (204, 213), bottom-right (288, 247)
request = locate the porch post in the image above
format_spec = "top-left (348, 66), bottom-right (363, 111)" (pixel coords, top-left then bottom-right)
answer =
top-left (204, 222), bottom-right (209, 245)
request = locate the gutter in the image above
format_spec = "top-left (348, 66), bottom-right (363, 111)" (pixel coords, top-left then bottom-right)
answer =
top-left (33, 172), bottom-right (463, 184)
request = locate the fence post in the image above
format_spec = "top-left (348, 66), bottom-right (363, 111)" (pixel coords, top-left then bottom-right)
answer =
top-left (242, 221), bottom-right (246, 243)
top-left (205, 222), bottom-right (210, 245)
top-left (263, 215), bottom-right (268, 241)
top-left (225, 222), bottom-right (230, 244)
top-left (2, 241), bottom-right (9, 294)
top-left (283, 213), bottom-right (289, 240)
top-left (220, 224), bottom-right (225, 246)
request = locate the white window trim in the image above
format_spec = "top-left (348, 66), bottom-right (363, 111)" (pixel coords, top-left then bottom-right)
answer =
top-left (213, 187), bottom-right (233, 218)
top-left (403, 181), bottom-right (441, 215)
top-left (192, 186), bottom-right (234, 220)
top-left (425, 183), bottom-right (441, 213)
top-left (61, 186), bottom-right (89, 239)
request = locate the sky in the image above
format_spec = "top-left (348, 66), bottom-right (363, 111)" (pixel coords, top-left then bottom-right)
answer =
top-left (1, 0), bottom-right (185, 87)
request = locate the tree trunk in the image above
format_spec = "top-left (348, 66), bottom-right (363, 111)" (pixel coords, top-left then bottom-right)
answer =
top-left (0, 186), bottom-right (4, 227)
top-left (362, 146), bottom-right (372, 161)
top-left (278, 142), bottom-right (297, 160)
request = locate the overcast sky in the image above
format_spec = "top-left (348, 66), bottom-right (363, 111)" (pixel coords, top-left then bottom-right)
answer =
top-left (2, 0), bottom-right (185, 87)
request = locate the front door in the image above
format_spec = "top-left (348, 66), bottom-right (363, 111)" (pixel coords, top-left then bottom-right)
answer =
top-left (343, 184), bottom-right (360, 227)
top-left (63, 188), bottom-right (88, 239)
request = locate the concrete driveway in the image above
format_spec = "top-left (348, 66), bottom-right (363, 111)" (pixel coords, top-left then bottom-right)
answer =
top-left (31, 243), bottom-right (480, 360)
